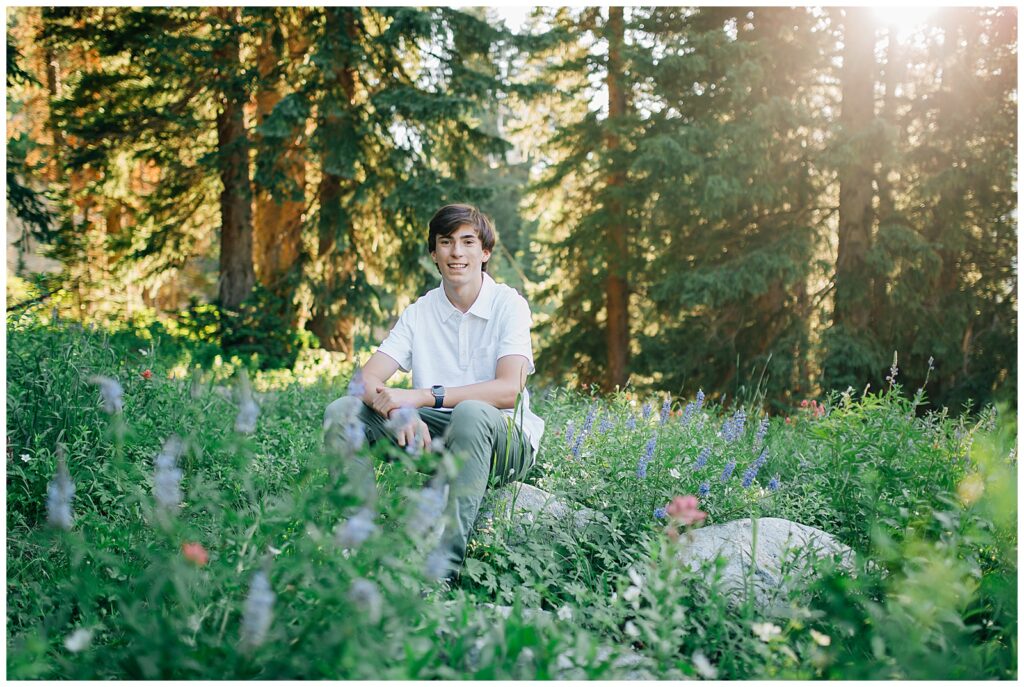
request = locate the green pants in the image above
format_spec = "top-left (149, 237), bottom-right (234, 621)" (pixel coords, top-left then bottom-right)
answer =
top-left (323, 397), bottom-right (534, 578)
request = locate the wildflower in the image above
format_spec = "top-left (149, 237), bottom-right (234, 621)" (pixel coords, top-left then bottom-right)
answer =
top-left (636, 435), bottom-right (657, 479)
top-left (141, 368), bottom-right (153, 380)
top-left (692, 651), bottom-right (718, 679)
top-left (666, 495), bottom-right (707, 526)
top-left (659, 397), bottom-right (672, 425)
top-left (626, 414), bottom-right (637, 431)
top-left (768, 475), bottom-right (780, 492)
top-left (64, 628), bottom-right (94, 653)
top-left (20, 453), bottom-right (30, 463)
top-left (623, 585), bottom-right (642, 603)
top-left (182, 542), bottom-right (210, 566)
top-left (557, 605), bottom-right (573, 622)
top-left (886, 350), bottom-right (899, 386)
top-left (753, 447), bottom-right (768, 469)
top-left (241, 570), bottom-right (275, 648)
top-left (751, 622), bottom-right (782, 642)
top-left (698, 482), bottom-right (710, 497)
top-left (693, 446), bottom-right (710, 470)
top-left (386, 406), bottom-right (421, 454)
top-left (719, 460), bottom-right (736, 483)
top-left (753, 417), bottom-right (769, 450)
top-left (641, 402), bottom-right (652, 421)
top-left (624, 621), bottom-right (640, 638)
top-left (695, 389), bottom-right (705, 412)
top-left (564, 421), bottom-right (575, 446)
top-left (570, 431), bottom-right (585, 458)
top-left (335, 507), bottom-right (378, 549)
top-left (741, 464), bottom-right (759, 488)
top-left (957, 473), bottom-right (985, 506)
top-left (800, 399), bottom-right (809, 408)
top-left (348, 578), bottom-right (383, 624)
top-left (719, 409), bottom-right (746, 442)
top-left (680, 401), bottom-right (696, 426)
top-left (598, 416), bottom-right (613, 434)
top-left (582, 404), bottom-right (598, 434)
top-left (46, 455), bottom-right (75, 530)
top-left (809, 629), bottom-right (831, 647)
top-left (653, 506), bottom-right (668, 520)
top-left (424, 547), bottom-right (453, 581)
top-left (347, 368), bottom-right (366, 397)
top-left (153, 435), bottom-right (184, 513)
top-left (235, 400), bottom-right (260, 434)
top-left (668, 467), bottom-right (681, 480)
top-left (407, 482), bottom-right (448, 539)
top-left (88, 375), bottom-right (123, 414)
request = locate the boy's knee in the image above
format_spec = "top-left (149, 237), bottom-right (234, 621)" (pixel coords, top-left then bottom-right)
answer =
top-left (448, 400), bottom-right (496, 435)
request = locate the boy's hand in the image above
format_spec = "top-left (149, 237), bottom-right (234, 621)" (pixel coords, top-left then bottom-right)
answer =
top-left (393, 415), bottom-right (431, 452)
top-left (372, 386), bottom-right (428, 418)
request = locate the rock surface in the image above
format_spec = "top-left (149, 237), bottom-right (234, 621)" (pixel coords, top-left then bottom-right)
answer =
top-left (476, 482), bottom-right (599, 533)
top-left (674, 517), bottom-right (854, 610)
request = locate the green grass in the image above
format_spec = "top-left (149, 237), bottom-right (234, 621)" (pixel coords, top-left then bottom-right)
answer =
top-left (6, 314), bottom-right (1018, 679)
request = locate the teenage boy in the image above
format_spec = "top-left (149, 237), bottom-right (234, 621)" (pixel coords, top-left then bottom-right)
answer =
top-left (323, 203), bottom-right (545, 580)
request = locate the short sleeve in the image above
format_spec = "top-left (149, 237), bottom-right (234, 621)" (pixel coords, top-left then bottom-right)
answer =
top-left (377, 304), bottom-right (415, 372)
top-left (496, 294), bottom-right (535, 374)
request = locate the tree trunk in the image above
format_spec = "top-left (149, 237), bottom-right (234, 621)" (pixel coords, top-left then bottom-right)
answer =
top-left (602, 6), bottom-right (630, 391)
top-left (833, 7), bottom-right (875, 333)
top-left (307, 8), bottom-right (359, 355)
top-left (214, 6), bottom-right (255, 310)
top-left (253, 12), bottom-right (307, 306)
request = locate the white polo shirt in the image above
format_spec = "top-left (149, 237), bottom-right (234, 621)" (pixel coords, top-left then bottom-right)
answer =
top-left (376, 272), bottom-right (545, 457)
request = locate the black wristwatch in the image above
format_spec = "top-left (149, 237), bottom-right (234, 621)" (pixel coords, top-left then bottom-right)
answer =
top-left (431, 385), bottom-right (445, 409)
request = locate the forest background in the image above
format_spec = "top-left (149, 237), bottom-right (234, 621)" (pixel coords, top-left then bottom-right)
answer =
top-left (6, 6), bottom-right (1017, 414)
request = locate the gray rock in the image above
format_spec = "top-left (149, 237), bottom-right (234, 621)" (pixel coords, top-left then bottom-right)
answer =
top-left (674, 517), bottom-right (854, 610)
top-left (476, 482), bottom-right (600, 533)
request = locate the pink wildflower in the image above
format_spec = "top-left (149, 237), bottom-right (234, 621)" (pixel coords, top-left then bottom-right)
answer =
top-left (182, 542), bottom-right (209, 566)
top-left (666, 495), bottom-right (707, 526)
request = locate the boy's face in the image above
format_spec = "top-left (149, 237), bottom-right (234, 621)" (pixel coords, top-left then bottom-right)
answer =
top-left (431, 225), bottom-right (491, 287)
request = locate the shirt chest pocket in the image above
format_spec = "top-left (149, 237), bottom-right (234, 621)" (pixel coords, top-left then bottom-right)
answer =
top-left (471, 344), bottom-right (497, 380)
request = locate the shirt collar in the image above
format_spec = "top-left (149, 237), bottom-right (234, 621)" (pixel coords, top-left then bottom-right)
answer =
top-left (438, 272), bottom-right (496, 322)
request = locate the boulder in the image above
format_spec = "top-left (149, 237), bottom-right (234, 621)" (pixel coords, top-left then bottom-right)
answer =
top-left (476, 482), bottom-right (600, 534)
top-left (674, 517), bottom-right (854, 610)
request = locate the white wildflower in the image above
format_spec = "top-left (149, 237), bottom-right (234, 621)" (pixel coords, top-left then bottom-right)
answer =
top-left (751, 621), bottom-right (782, 642)
top-left (692, 651), bottom-right (718, 679)
top-left (20, 453), bottom-right (31, 463)
top-left (407, 482), bottom-right (449, 539)
top-left (628, 567), bottom-right (644, 587)
top-left (809, 629), bottom-right (831, 647)
top-left (623, 585), bottom-right (642, 603)
top-left (668, 467), bottom-right (681, 480)
top-left (88, 375), bottom-right (123, 414)
top-left (557, 605), bottom-right (573, 622)
top-left (234, 370), bottom-right (260, 434)
top-left (64, 627), bottom-right (94, 653)
top-left (153, 435), bottom-right (184, 513)
top-left (241, 571), bottom-right (274, 648)
top-left (348, 578), bottom-right (383, 623)
top-left (46, 456), bottom-right (75, 530)
top-left (424, 548), bottom-right (453, 581)
top-left (334, 508), bottom-right (378, 549)
top-left (609, 591), bottom-right (618, 604)
top-left (624, 621), bottom-right (640, 638)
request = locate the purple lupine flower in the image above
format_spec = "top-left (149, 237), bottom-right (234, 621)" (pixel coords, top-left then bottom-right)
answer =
top-left (571, 431), bottom-right (585, 458)
top-left (598, 416), bottom-right (613, 434)
top-left (153, 435), bottom-right (185, 513)
top-left (347, 368), bottom-right (366, 397)
top-left (88, 375), bottom-right (124, 415)
top-left (695, 389), bottom-right (705, 412)
top-left (641, 403), bottom-right (652, 421)
top-left (659, 397), bottom-right (672, 426)
top-left (626, 414), bottom-right (637, 431)
top-left (720, 409), bottom-right (746, 443)
top-left (768, 475), bottom-right (780, 492)
top-left (564, 421), bottom-right (576, 446)
top-left (241, 570), bottom-right (275, 648)
top-left (719, 460), bottom-right (736, 483)
top-left (753, 447), bottom-right (768, 469)
top-left (582, 404), bottom-right (598, 434)
top-left (693, 446), bottom-right (711, 471)
top-left (698, 482), bottom-right (710, 497)
top-left (680, 401), bottom-right (696, 427)
top-left (741, 464), bottom-right (759, 488)
top-left (654, 506), bottom-right (668, 520)
top-left (637, 435), bottom-right (657, 479)
top-left (753, 417), bottom-right (769, 450)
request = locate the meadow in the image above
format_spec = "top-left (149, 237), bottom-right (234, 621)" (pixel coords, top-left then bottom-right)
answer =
top-left (6, 311), bottom-right (1017, 680)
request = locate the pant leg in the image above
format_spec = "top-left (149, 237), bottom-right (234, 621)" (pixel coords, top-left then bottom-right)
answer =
top-left (432, 400), bottom-right (534, 579)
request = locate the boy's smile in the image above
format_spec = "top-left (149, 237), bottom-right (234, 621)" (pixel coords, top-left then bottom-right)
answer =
top-left (431, 226), bottom-right (491, 287)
